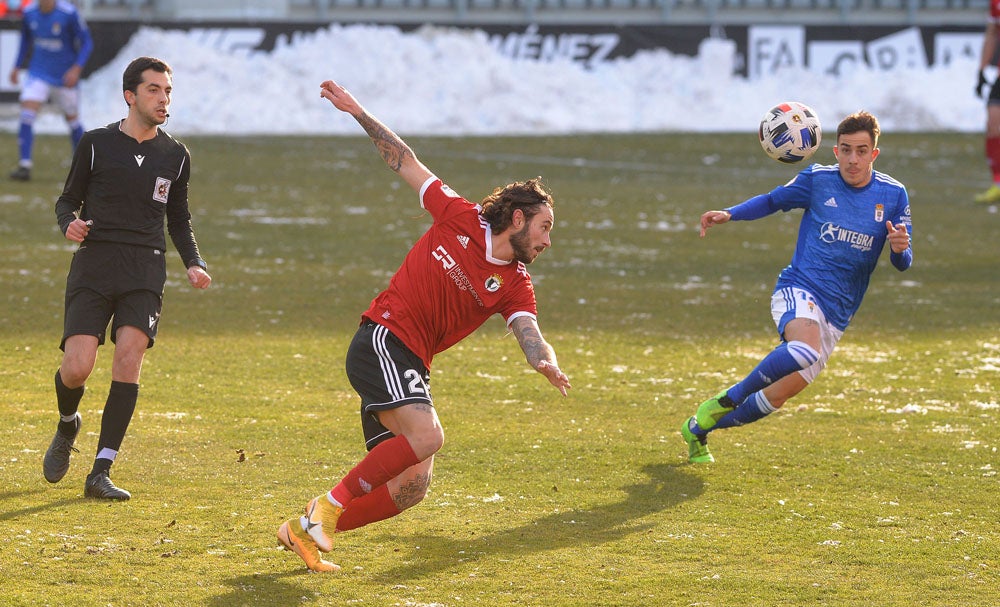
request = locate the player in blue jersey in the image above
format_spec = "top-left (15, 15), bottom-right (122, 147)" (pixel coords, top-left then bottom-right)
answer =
top-left (8, 0), bottom-right (93, 181)
top-left (680, 110), bottom-right (913, 464)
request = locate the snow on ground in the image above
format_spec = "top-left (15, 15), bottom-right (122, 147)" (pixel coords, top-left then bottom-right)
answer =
top-left (4, 23), bottom-right (987, 137)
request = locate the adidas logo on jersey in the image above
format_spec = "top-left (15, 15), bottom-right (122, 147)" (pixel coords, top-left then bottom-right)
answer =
top-left (456, 235), bottom-right (470, 249)
top-left (824, 197), bottom-right (838, 207)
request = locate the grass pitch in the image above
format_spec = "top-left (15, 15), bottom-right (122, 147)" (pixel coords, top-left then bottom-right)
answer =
top-left (0, 130), bottom-right (997, 606)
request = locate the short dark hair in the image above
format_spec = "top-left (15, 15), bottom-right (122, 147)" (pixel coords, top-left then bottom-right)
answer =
top-left (122, 56), bottom-right (172, 106)
top-left (479, 177), bottom-right (554, 234)
top-left (837, 110), bottom-right (880, 147)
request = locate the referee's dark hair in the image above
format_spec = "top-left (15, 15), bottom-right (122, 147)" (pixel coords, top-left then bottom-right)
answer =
top-left (480, 177), bottom-right (553, 235)
top-left (122, 56), bottom-right (173, 107)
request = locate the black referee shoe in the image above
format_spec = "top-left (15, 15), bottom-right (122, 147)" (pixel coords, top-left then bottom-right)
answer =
top-left (84, 471), bottom-right (131, 501)
top-left (9, 166), bottom-right (30, 181)
top-left (43, 413), bottom-right (81, 483)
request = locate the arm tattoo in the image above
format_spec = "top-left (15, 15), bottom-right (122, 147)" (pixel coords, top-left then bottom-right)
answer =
top-left (392, 472), bottom-right (431, 511)
top-left (355, 111), bottom-right (414, 172)
top-left (511, 317), bottom-right (557, 369)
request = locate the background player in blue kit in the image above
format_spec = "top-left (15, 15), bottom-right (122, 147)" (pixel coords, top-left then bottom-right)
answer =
top-left (680, 110), bottom-right (913, 464)
top-left (8, 0), bottom-right (92, 181)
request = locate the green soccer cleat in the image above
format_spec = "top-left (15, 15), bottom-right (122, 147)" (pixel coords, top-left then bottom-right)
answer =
top-left (974, 184), bottom-right (1000, 204)
top-left (695, 390), bottom-right (736, 432)
top-left (681, 416), bottom-right (714, 464)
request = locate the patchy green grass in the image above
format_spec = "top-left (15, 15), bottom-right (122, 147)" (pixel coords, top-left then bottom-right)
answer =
top-left (0, 131), bottom-right (996, 606)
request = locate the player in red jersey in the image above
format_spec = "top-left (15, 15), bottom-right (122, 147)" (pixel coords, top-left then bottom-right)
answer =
top-left (975, 0), bottom-right (1000, 203)
top-left (277, 79), bottom-right (571, 572)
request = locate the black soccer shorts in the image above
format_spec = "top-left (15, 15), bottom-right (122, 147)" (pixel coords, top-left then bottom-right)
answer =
top-left (61, 242), bottom-right (166, 350)
top-left (989, 77), bottom-right (1000, 105)
top-left (346, 319), bottom-right (432, 451)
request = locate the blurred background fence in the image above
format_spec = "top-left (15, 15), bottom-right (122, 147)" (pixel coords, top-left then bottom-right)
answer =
top-left (71, 0), bottom-right (989, 25)
top-left (0, 0), bottom-right (988, 116)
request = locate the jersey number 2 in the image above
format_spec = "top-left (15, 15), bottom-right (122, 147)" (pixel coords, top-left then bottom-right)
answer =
top-left (403, 369), bottom-right (426, 396)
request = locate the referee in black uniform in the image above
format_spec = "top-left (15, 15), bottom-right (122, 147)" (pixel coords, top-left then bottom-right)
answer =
top-left (44, 56), bottom-right (212, 500)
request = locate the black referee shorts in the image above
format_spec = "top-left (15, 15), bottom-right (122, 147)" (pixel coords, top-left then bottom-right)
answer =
top-left (61, 242), bottom-right (166, 350)
top-left (346, 319), bottom-right (432, 451)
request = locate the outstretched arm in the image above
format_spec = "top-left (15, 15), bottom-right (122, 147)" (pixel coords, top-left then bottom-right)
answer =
top-left (510, 316), bottom-right (571, 396)
top-left (699, 210), bottom-right (731, 237)
top-left (320, 79), bottom-right (433, 192)
top-left (701, 192), bottom-right (781, 237)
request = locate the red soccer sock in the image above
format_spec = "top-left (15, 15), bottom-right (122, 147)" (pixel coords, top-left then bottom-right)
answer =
top-left (329, 435), bottom-right (420, 507)
top-left (986, 136), bottom-right (1000, 183)
top-left (335, 484), bottom-right (402, 532)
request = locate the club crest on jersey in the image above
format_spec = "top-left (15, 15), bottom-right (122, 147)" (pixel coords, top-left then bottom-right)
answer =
top-left (485, 274), bottom-right (503, 292)
top-left (874, 204), bottom-right (884, 223)
top-left (153, 177), bottom-right (171, 204)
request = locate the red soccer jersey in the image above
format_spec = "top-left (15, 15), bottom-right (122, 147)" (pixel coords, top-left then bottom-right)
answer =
top-left (361, 177), bottom-right (538, 369)
top-left (993, 0), bottom-right (1000, 21)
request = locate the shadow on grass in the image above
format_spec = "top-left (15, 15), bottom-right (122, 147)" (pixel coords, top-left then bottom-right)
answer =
top-left (208, 463), bottom-right (701, 604)
top-left (373, 461), bottom-right (702, 583)
top-left (0, 488), bottom-right (83, 520)
top-left (208, 571), bottom-right (329, 607)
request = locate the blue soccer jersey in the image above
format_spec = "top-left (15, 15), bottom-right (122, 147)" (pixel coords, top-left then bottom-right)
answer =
top-left (754, 164), bottom-right (912, 331)
top-left (13, 1), bottom-right (93, 86)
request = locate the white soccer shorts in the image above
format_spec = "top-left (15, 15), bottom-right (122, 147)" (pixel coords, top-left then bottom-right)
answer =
top-left (770, 286), bottom-right (843, 384)
top-left (19, 74), bottom-right (81, 116)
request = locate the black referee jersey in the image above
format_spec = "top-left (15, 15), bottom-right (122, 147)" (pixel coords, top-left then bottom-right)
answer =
top-left (55, 121), bottom-right (204, 268)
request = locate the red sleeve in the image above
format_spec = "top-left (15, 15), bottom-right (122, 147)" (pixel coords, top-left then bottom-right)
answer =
top-left (420, 177), bottom-right (475, 222)
top-left (500, 265), bottom-right (538, 326)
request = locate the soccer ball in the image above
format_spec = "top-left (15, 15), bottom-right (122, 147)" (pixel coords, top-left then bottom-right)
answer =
top-left (758, 102), bottom-right (822, 164)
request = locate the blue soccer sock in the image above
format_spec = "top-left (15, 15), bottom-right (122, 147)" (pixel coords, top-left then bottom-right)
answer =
top-left (712, 391), bottom-right (778, 430)
top-left (69, 119), bottom-right (84, 150)
top-left (727, 340), bottom-right (819, 405)
top-left (17, 108), bottom-right (37, 166)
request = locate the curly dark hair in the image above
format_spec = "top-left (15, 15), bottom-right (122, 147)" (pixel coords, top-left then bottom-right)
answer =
top-left (837, 110), bottom-right (880, 147)
top-left (479, 177), bottom-right (553, 234)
